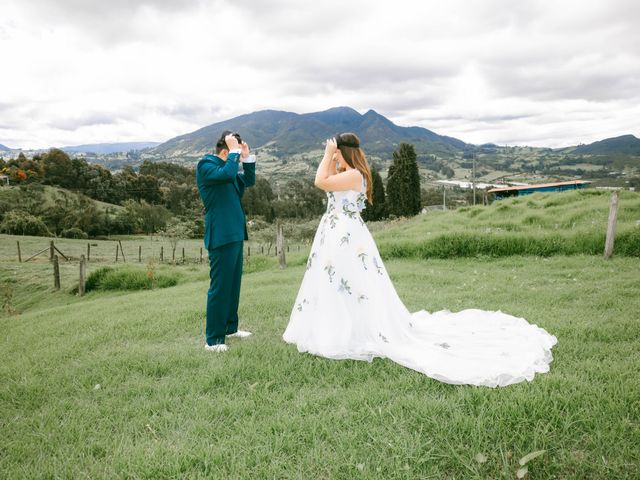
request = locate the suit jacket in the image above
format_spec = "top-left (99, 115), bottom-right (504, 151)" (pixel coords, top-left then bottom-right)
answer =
top-left (196, 152), bottom-right (256, 250)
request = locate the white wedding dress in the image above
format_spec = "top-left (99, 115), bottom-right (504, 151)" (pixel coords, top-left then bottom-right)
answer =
top-left (282, 179), bottom-right (558, 387)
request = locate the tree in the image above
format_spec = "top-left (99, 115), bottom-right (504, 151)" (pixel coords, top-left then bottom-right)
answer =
top-left (0, 210), bottom-right (52, 236)
top-left (117, 200), bottom-right (171, 234)
top-left (42, 148), bottom-right (75, 189)
top-left (242, 176), bottom-right (275, 219)
top-left (361, 166), bottom-right (386, 221)
top-left (272, 179), bottom-right (325, 219)
top-left (160, 219), bottom-right (194, 262)
top-left (386, 143), bottom-right (421, 217)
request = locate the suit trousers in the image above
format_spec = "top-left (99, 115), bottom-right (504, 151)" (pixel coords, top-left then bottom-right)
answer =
top-left (206, 241), bottom-right (243, 345)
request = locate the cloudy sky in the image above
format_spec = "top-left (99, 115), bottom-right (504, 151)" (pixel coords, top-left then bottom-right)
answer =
top-left (1, 0), bottom-right (639, 149)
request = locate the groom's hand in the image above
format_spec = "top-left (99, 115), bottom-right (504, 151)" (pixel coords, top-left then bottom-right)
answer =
top-left (225, 134), bottom-right (240, 151)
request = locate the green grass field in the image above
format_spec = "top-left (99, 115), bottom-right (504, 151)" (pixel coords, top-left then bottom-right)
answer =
top-left (1, 190), bottom-right (640, 478)
top-left (376, 189), bottom-right (640, 258)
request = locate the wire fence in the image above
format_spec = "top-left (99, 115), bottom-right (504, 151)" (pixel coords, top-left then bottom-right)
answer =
top-left (1, 235), bottom-right (305, 265)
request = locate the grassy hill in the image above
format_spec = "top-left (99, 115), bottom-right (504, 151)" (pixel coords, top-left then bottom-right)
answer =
top-left (375, 189), bottom-right (640, 258)
top-left (1, 253), bottom-right (639, 477)
top-left (0, 184), bottom-right (123, 214)
top-left (1, 191), bottom-right (640, 477)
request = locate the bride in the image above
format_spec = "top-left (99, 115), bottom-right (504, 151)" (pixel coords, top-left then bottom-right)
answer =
top-left (282, 133), bottom-right (557, 387)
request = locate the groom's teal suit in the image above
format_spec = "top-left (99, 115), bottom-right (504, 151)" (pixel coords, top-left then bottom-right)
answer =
top-left (196, 150), bottom-right (255, 345)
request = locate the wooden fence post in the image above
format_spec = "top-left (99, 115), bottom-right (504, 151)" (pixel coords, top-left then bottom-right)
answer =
top-left (16, 241), bottom-right (22, 262)
top-left (138, 245), bottom-right (142, 263)
top-left (53, 255), bottom-right (60, 290)
top-left (118, 240), bottom-right (126, 262)
top-left (277, 222), bottom-right (286, 269)
top-left (87, 243), bottom-right (91, 262)
top-left (50, 240), bottom-right (55, 262)
top-left (200, 247), bottom-right (203, 263)
top-left (182, 247), bottom-right (185, 263)
top-left (115, 244), bottom-right (119, 263)
top-left (79, 255), bottom-right (86, 296)
top-left (604, 191), bottom-right (620, 259)
top-left (160, 246), bottom-right (164, 262)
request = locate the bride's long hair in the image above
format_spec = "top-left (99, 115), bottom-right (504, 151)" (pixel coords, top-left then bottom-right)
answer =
top-left (336, 132), bottom-right (373, 203)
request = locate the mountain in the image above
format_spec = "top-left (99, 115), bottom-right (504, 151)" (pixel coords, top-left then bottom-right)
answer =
top-left (0, 143), bottom-right (11, 152)
top-left (150, 106), bottom-right (468, 159)
top-left (62, 142), bottom-right (161, 154)
top-left (572, 134), bottom-right (640, 155)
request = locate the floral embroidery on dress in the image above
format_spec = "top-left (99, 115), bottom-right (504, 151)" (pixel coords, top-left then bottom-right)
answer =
top-left (338, 278), bottom-right (352, 295)
top-left (357, 247), bottom-right (368, 270)
top-left (373, 257), bottom-right (384, 275)
top-left (306, 252), bottom-right (317, 270)
top-left (379, 333), bottom-right (389, 343)
top-left (296, 299), bottom-right (309, 311)
top-left (324, 264), bottom-right (335, 283)
top-left (357, 294), bottom-right (368, 303)
top-left (328, 212), bottom-right (339, 229)
top-left (340, 233), bottom-right (351, 246)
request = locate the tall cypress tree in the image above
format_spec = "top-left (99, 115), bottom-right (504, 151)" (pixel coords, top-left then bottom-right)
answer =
top-left (362, 166), bottom-right (386, 222)
top-left (386, 143), bottom-right (421, 217)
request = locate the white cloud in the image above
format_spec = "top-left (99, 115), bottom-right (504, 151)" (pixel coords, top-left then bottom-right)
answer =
top-left (0, 0), bottom-right (638, 148)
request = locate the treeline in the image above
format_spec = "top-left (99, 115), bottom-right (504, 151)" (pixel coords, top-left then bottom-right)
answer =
top-left (0, 142), bottom-right (429, 238)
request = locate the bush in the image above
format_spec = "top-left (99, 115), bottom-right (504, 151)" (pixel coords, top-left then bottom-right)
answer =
top-left (0, 210), bottom-right (52, 236)
top-left (85, 267), bottom-right (114, 292)
top-left (85, 266), bottom-right (179, 292)
top-left (61, 227), bottom-right (88, 239)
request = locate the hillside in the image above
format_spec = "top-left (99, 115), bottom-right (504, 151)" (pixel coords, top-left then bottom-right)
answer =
top-left (571, 134), bottom-right (640, 155)
top-left (0, 235), bottom-right (639, 477)
top-left (0, 185), bottom-right (123, 213)
top-left (374, 189), bottom-right (640, 258)
top-left (63, 142), bottom-right (161, 154)
top-left (148, 106), bottom-right (467, 160)
top-left (0, 143), bottom-right (10, 152)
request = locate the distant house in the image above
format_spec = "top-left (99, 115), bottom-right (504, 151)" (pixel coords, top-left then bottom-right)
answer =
top-left (0, 175), bottom-right (9, 186)
top-left (488, 180), bottom-right (590, 200)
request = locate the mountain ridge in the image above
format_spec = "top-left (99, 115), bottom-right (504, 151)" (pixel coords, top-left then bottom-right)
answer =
top-left (150, 106), bottom-right (469, 159)
top-left (571, 134), bottom-right (640, 155)
top-left (62, 142), bottom-right (161, 154)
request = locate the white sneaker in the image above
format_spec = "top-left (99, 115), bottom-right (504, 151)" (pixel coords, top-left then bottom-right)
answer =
top-left (227, 330), bottom-right (252, 338)
top-left (205, 343), bottom-right (229, 352)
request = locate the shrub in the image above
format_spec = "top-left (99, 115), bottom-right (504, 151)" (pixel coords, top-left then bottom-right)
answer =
top-left (85, 267), bottom-right (179, 292)
top-left (0, 210), bottom-right (52, 236)
top-left (61, 227), bottom-right (88, 239)
top-left (85, 267), bottom-right (114, 292)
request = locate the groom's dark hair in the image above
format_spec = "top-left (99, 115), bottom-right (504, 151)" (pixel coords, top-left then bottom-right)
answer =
top-left (216, 130), bottom-right (243, 154)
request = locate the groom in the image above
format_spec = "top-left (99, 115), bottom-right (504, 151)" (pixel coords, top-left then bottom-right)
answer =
top-left (196, 130), bottom-right (256, 352)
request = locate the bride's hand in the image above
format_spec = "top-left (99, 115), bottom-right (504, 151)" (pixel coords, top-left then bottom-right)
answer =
top-left (324, 138), bottom-right (337, 156)
top-left (241, 141), bottom-right (250, 159)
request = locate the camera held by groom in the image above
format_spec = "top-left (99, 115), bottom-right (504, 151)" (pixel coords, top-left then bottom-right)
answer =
top-left (196, 131), bottom-right (256, 353)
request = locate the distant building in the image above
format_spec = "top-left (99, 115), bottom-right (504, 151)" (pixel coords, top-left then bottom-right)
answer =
top-left (0, 175), bottom-right (9, 186)
top-left (488, 180), bottom-right (590, 200)
top-left (436, 180), bottom-right (504, 190)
